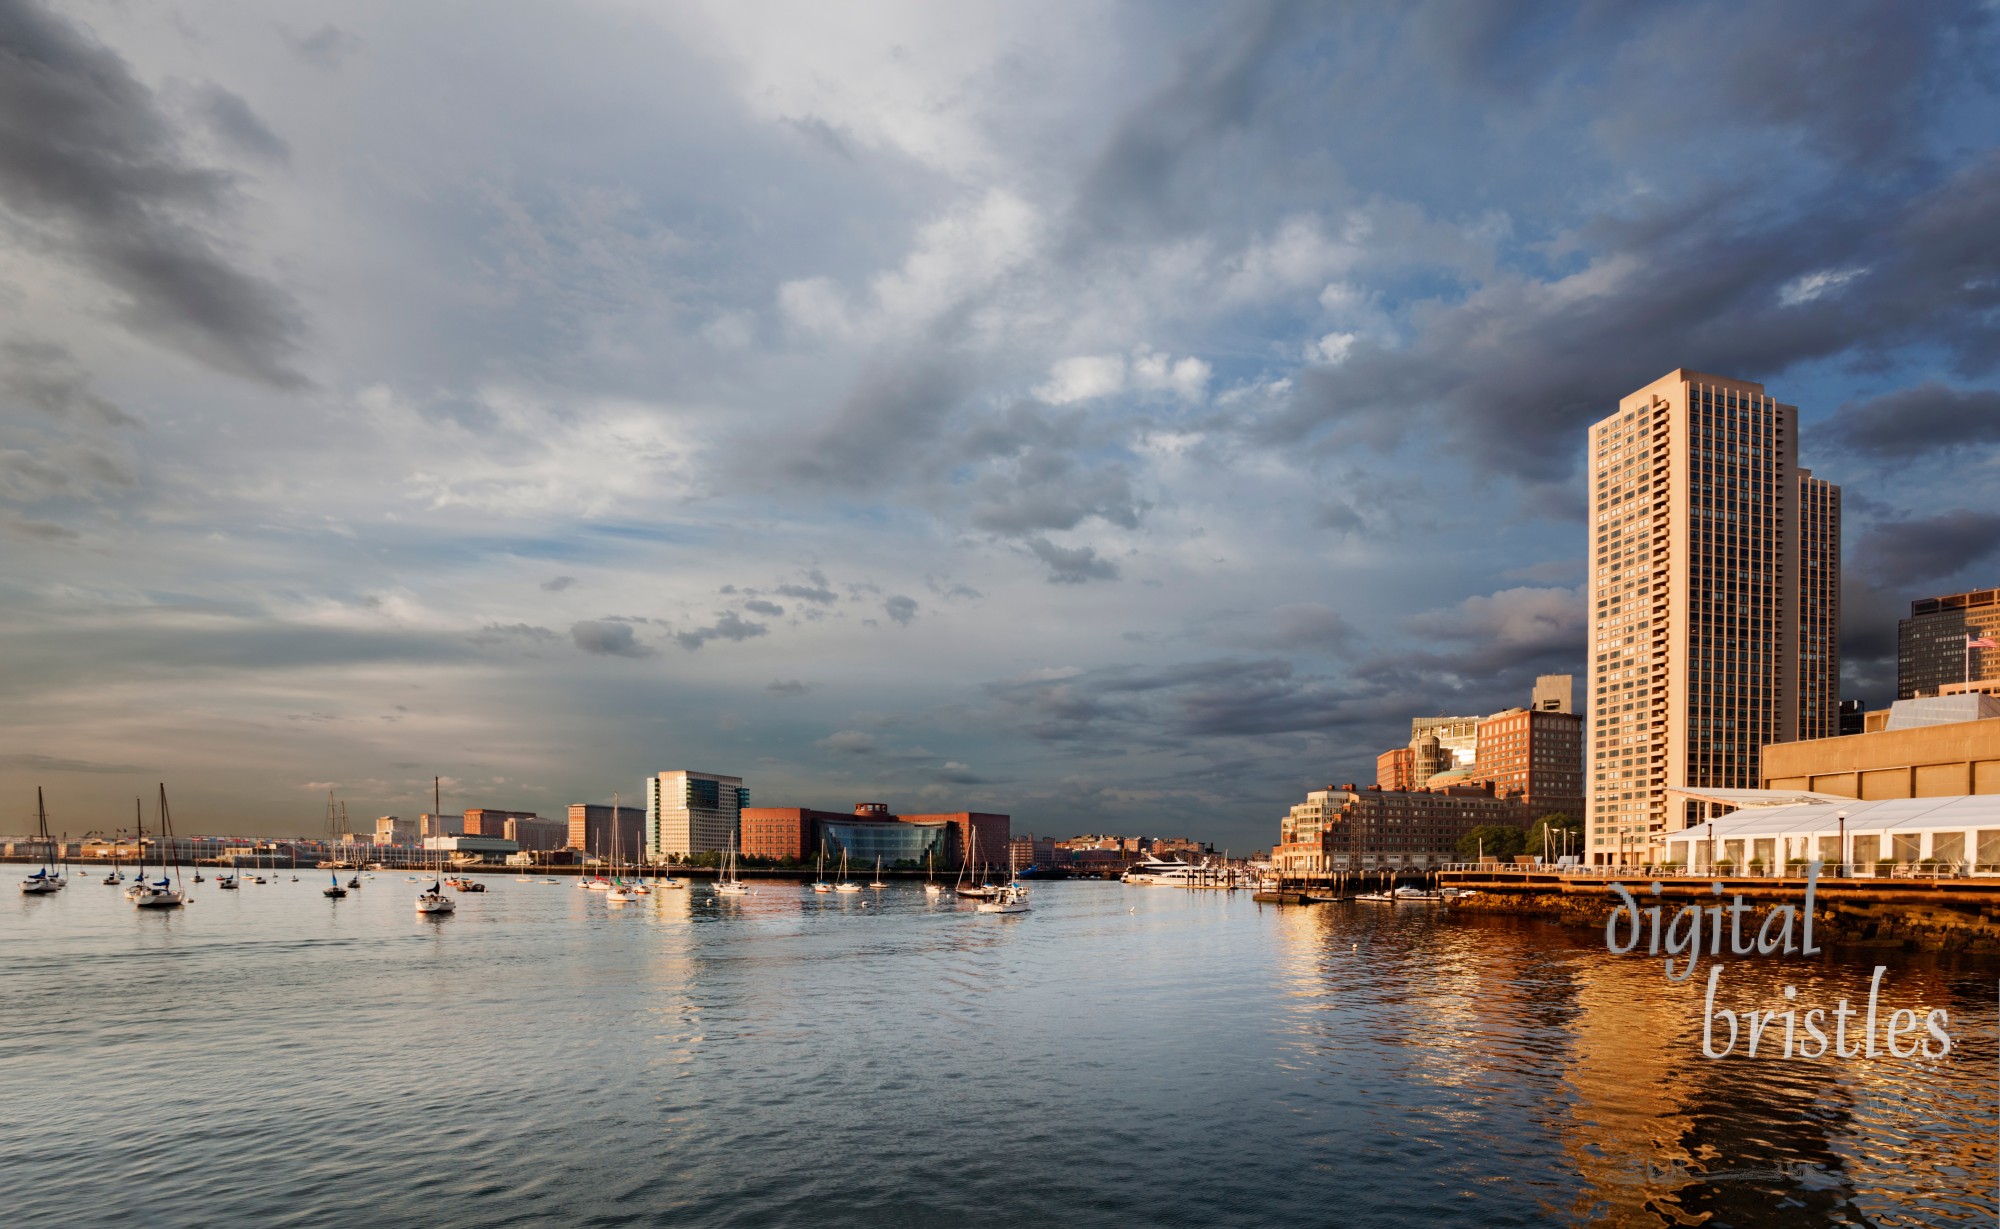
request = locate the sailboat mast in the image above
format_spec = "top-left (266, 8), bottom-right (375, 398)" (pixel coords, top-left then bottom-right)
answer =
top-left (134, 796), bottom-right (144, 879)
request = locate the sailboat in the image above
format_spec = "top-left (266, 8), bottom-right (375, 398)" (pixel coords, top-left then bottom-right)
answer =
top-left (323, 870), bottom-right (347, 899)
top-left (834, 848), bottom-right (861, 893)
top-left (868, 855), bottom-right (886, 889)
top-left (976, 848), bottom-right (1030, 914)
top-left (103, 842), bottom-right (121, 886)
top-left (133, 785), bottom-right (186, 909)
top-left (956, 842), bottom-right (1000, 899)
top-left (416, 776), bottom-right (456, 916)
top-left (607, 797), bottom-right (639, 904)
top-left (715, 828), bottom-right (751, 896)
top-left (124, 798), bottom-right (150, 901)
top-left (924, 847), bottom-right (943, 897)
top-left (810, 839), bottom-right (834, 893)
top-left (20, 788), bottom-right (65, 894)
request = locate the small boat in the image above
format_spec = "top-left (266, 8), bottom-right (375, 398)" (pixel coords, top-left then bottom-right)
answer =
top-left (323, 872), bottom-right (347, 899)
top-left (133, 785), bottom-right (186, 909)
top-left (810, 840), bottom-right (833, 893)
top-left (415, 879), bottom-right (455, 914)
top-left (347, 875), bottom-right (361, 889)
top-left (251, 875), bottom-right (268, 885)
top-left (834, 849), bottom-right (861, 893)
top-left (924, 849), bottom-right (943, 896)
top-left (715, 838), bottom-right (751, 896)
top-left (193, 872), bottom-right (205, 883)
top-left (451, 878), bottom-right (487, 893)
top-left (976, 883), bottom-right (1030, 915)
top-left (289, 875), bottom-right (297, 882)
top-left (1393, 885), bottom-right (1441, 901)
top-left (217, 873), bottom-right (238, 890)
top-left (20, 788), bottom-right (66, 894)
top-left (868, 855), bottom-right (886, 889)
top-left (1355, 891), bottom-right (1395, 903)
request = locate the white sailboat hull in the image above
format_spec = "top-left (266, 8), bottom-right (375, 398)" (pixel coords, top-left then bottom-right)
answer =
top-left (134, 890), bottom-right (184, 908)
top-left (21, 879), bottom-right (63, 894)
top-left (415, 892), bottom-right (456, 914)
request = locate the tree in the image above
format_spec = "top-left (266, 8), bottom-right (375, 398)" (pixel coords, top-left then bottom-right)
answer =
top-left (1458, 824), bottom-right (1526, 861)
top-left (1526, 812), bottom-right (1583, 858)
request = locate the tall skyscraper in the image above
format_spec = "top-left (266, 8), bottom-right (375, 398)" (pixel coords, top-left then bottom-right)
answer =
top-left (1585, 370), bottom-right (1839, 865)
top-left (644, 770), bottom-right (747, 860)
top-left (1796, 471), bottom-right (1841, 740)
top-left (1898, 587), bottom-right (2000, 699)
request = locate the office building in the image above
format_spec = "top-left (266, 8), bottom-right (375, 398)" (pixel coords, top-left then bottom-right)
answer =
top-left (375, 815), bottom-right (416, 845)
top-left (1898, 587), bottom-right (2000, 699)
top-left (1410, 716), bottom-right (1480, 767)
top-left (1531, 674), bottom-right (1574, 714)
top-left (1838, 699), bottom-right (1866, 737)
top-left (504, 815), bottom-right (568, 852)
top-left (1797, 473), bottom-right (1841, 739)
top-left (418, 812), bottom-right (463, 839)
top-left (644, 770), bottom-right (747, 860)
top-left (1468, 707), bottom-right (1585, 821)
top-left (1376, 746), bottom-right (1415, 790)
top-left (1586, 370), bottom-right (1839, 864)
top-left (462, 807), bottom-right (538, 837)
top-left (568, 802), bottom-right (645, 860)
top-left (739, 802), bottom-right (1005, 867)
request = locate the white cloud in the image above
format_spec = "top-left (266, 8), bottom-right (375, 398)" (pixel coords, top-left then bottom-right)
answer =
top-left (1778, 266), bottom-right (1869, 307)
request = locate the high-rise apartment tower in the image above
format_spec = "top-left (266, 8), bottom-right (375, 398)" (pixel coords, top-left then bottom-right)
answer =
top-left (644, 770), bottom-right (748, 860)
top-left (1585, 370), bottom-right (1839, 864)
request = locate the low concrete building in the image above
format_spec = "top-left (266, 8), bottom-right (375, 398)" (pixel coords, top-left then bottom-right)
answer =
top-left (421, 834), bottom-right (519, 864)
top-left (1275, 783), bottom-right (1526, 879)
top-left (1760, 714), bottom-right (2000, 799)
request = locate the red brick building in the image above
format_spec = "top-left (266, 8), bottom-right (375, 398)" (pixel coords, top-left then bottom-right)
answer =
top-left (739, 804), bottom-right (1009, 868)
top-left (1468, 707), bottom-right (1584, 821)
top-left (463, 807), bottom-right (538, 837)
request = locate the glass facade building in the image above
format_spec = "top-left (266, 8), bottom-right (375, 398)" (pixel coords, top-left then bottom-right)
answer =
top-left (820, 819), bottom-right (949, 866)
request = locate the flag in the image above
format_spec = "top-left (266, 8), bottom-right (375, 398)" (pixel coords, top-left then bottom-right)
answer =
top-left (1970, 636), bottom-right (1998, 649)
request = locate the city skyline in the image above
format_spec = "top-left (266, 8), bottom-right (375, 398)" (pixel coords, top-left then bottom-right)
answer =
top-left (3, 2), bottom-right (1999, 854)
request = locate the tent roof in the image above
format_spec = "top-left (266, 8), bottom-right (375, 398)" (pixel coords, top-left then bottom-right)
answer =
top-left (1661, 794), bottom-right (2000, 841)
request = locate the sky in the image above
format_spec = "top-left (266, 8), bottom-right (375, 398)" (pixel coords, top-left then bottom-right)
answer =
top-left (2, 0), bottom-right (1998, 850)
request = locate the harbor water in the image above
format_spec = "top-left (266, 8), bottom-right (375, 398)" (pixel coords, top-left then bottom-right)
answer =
top-left (3, 876), bottom-right (1994, 1227)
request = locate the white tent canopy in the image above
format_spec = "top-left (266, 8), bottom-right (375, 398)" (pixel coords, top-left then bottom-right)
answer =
top-left (1658, 795), bottom-right (2000, 872)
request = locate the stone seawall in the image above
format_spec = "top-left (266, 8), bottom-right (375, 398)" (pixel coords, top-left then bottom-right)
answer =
top-left (1444, 876), bottom-right (2000, 955)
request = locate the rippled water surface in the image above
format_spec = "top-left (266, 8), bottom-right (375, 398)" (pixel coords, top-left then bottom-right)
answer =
top-left (3, 874), bottom-right (1994, 1227)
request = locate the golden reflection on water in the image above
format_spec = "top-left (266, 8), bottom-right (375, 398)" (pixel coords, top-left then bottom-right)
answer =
top-left (1270, 899), bottom-right (1997, 1226)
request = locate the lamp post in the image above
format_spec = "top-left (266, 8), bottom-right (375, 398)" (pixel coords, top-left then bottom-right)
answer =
top-left (1837, 810), bottom-right (1847, 879)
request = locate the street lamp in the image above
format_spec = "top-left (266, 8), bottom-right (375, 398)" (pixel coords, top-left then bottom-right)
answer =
top-left (1837, 810), bottom-right (1847, 878)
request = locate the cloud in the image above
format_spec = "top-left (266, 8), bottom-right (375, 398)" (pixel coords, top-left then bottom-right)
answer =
top-left (471, 622), bottom-right (559, 646)
top-left (1, 338), bottom-right (137, 426)
top-left (818, 729), bottom-right (878, 755)
top-left (1853, 509), bottom-right (2000, 589)
top-left (766, 678), bottom-right (811, 696)
top-left (570, 620), bottom-right (654, 658)
top-left (674, 611), bottom-right (768, 651)
top-left (1255, 603), bottom-right (1359, 654)
top-left (1816, 382), bottom-right (2000, 461)
top-left (776, 570), bottom-right (838, 605)
top-left (0, 0), bottom-right (307, 385)
top-left (289, 25), bottom-right (361, 70)
top-left (187, 82), bottom-right (291, 164)
top-left (1027, 537), bottom-right (1119, 584)
top-left (540, 575), bottom-right (577, 592)
top-left (743, 598), bottom-right (785, 617)
top-left (935, 760), bottom-right (984, 784)
top-left (883, 595), bottom-right (917, 625)
top-left (0, 752), bottom-right (151, 773)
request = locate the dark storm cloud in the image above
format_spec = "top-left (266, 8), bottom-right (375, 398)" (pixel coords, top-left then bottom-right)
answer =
top-left (967, 454), bottom-right (1145, 535)
top-left (570, 619), bottom-right (653, 658)
top-left (766, 678), bottom-right (811, 697)
top-left (187, 82), bottom-right (291, 164)
top-left (1816, 382), bottom-right (2000, 460)
top-left (785, 353), bottom-right (967, 487)
top-left (1027, 537), bottom-right (1118, 584)
top-left (984, 657), bottom-right (1361, 744)
top-left (1852, 509), bottom-right (2000, 589)
top-left (0, 0), bottom-right (306, 386)
top-left (743, 598), bottom-right (784, 617)
top-left (882, 595), bottom-right (917, 625)
top-left (674, 611), bottom-right (767, 651)
top-left (1269, 150), bottom-right (2000, 481)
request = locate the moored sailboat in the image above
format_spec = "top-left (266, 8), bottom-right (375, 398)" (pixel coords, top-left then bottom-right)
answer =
top-left (133, 785), bottom-right (186, 909)
top-left (20, 788), bottom-right (65, 894)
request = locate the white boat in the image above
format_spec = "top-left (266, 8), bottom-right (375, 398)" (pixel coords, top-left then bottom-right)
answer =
top-left (715, 835), bottom-right (751, 896)
top-left (1120, 856), bottom-right (1202, 886)
top-left (810, 840), bottom-right (834, 893)
top-left (216, 873), bottom-right (238, 890)
top-left (868, 855), bottom-right (886, 889)
top-left (133, 785), bottom-right (186, 909)
top-left (834, 849), bottom-right (861, 893)
top-left (923, 849), bottom-right (943, 896)
top-left (977, 853), bottom-right (1030, 914)
top-left (416, 775), bottom-right (456, 915)
top-left (19, 788), bottom-right (65, 894)
top-left (605, 793), bottom-right (639, 902)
